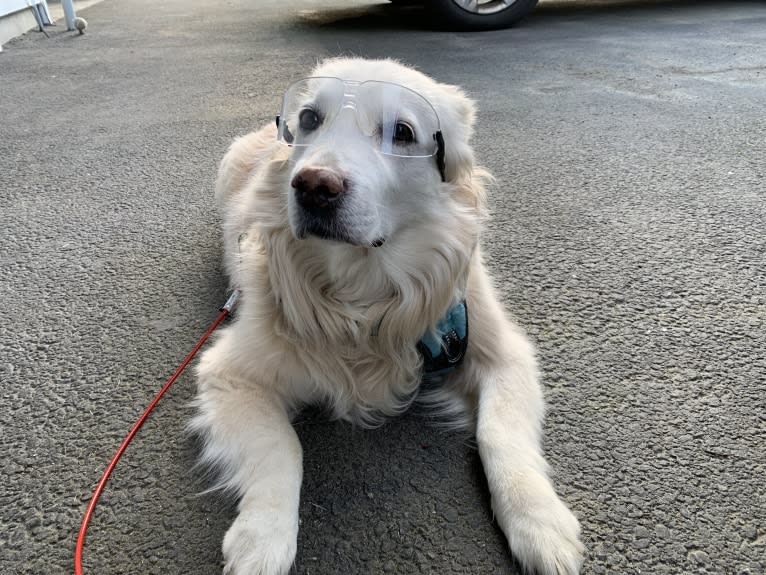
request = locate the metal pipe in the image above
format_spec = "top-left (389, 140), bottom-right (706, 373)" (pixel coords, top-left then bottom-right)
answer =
top-left (61, 0), bottom-right (76, 31)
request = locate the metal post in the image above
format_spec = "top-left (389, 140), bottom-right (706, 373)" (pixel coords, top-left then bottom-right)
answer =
top-left (61, 0), bottom-right (76, 31)
top-left (37, 0), bottom-right (53, 25)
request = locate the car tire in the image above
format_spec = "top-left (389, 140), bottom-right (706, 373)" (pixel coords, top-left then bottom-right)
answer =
top-left (425, 0), bottom-right (538, 31)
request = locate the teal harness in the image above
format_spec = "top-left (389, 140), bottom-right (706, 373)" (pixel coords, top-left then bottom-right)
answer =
top-left (417, 300), bottom-right (468, 378)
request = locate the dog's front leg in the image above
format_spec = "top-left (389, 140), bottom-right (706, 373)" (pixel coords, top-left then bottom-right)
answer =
top-left (194, 333), bottom-right (302, 575)
top-left (466, 272), bottom-right (584, 575)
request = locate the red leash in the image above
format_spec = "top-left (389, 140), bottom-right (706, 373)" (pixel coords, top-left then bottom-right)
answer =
top-left (74, 290), bottom-right (240, 575)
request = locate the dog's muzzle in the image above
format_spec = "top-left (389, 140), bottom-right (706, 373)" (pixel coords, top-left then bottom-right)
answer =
top-left (290, 166), bottom-right (348, 242)
top-left (290, 165), bottom-right (386, 247)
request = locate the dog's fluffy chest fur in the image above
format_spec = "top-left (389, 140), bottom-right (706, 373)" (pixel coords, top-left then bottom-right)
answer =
top-left (238, 228), bottom-right (450, 423)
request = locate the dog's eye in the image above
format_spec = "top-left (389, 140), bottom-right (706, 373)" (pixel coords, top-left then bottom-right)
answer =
top-left (299, 109), bottom-right (321, 132)
top-left (393, 122), bottom-right (415, 144)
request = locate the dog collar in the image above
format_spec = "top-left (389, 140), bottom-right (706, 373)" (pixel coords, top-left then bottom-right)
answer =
top-left (418, 300), bottom-right (468, 377)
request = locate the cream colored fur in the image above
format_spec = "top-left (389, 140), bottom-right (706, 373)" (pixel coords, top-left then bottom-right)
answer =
top-left (192, 58), bottom-right (584, 575)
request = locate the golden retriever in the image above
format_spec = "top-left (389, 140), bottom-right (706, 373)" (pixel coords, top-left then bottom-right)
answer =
top-left (192, 57), bottom-right (584, 575)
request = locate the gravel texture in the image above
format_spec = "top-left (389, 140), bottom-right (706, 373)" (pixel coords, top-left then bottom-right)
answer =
top-left (1, 1), bottom-right (764, 574)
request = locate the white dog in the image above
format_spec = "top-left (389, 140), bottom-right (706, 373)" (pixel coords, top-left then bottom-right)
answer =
top-left (192, 57), bottom-right (584, 575)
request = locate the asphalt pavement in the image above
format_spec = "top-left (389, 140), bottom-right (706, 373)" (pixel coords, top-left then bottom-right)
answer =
top-left (1, 1), bottom-right (765, 574)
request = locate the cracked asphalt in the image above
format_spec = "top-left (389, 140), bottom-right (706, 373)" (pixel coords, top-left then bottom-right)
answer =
top-left (1, 0), bottom-right (764, 574)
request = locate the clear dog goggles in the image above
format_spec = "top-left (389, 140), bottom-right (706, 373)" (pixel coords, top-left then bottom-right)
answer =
top-left (276, 77), bottom-right (446, 180)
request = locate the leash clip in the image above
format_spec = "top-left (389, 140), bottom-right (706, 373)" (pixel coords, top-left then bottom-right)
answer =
top-left (221, 289), bottom-right (242, 313)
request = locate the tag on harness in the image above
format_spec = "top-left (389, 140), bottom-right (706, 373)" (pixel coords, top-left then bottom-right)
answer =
top-left (417, 300), bottom-right (468, 378)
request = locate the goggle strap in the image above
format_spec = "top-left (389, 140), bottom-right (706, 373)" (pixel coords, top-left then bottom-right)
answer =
top-left (435, 131), bottom-right (446, 182)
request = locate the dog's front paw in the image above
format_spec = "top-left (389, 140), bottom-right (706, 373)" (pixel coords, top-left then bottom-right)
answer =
top-left (495, 473), bottom-right (585, 575)
top-left (222, 512), bottom-right (298, 575)
top-left (507, 498), bottom-right (584, 575)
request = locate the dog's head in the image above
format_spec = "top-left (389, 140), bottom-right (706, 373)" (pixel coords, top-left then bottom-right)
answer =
top-left (276, 58), bottom-right (480, 247)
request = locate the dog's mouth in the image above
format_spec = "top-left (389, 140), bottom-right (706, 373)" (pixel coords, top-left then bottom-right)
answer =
top-left (295, 217), bottom-right (385, 248)
top-left (295, 216), bottom-right (350, 244)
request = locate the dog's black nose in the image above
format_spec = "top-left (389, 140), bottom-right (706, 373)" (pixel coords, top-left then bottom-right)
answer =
top-left (291, 167), bottom-right (347, 210)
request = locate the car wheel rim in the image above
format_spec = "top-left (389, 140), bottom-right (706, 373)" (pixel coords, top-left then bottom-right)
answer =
top-left (450, 0), bottom-right (518, 15)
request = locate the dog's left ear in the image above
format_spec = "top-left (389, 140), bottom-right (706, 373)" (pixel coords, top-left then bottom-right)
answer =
top-left (431, 84), bottom-right (490, 211)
